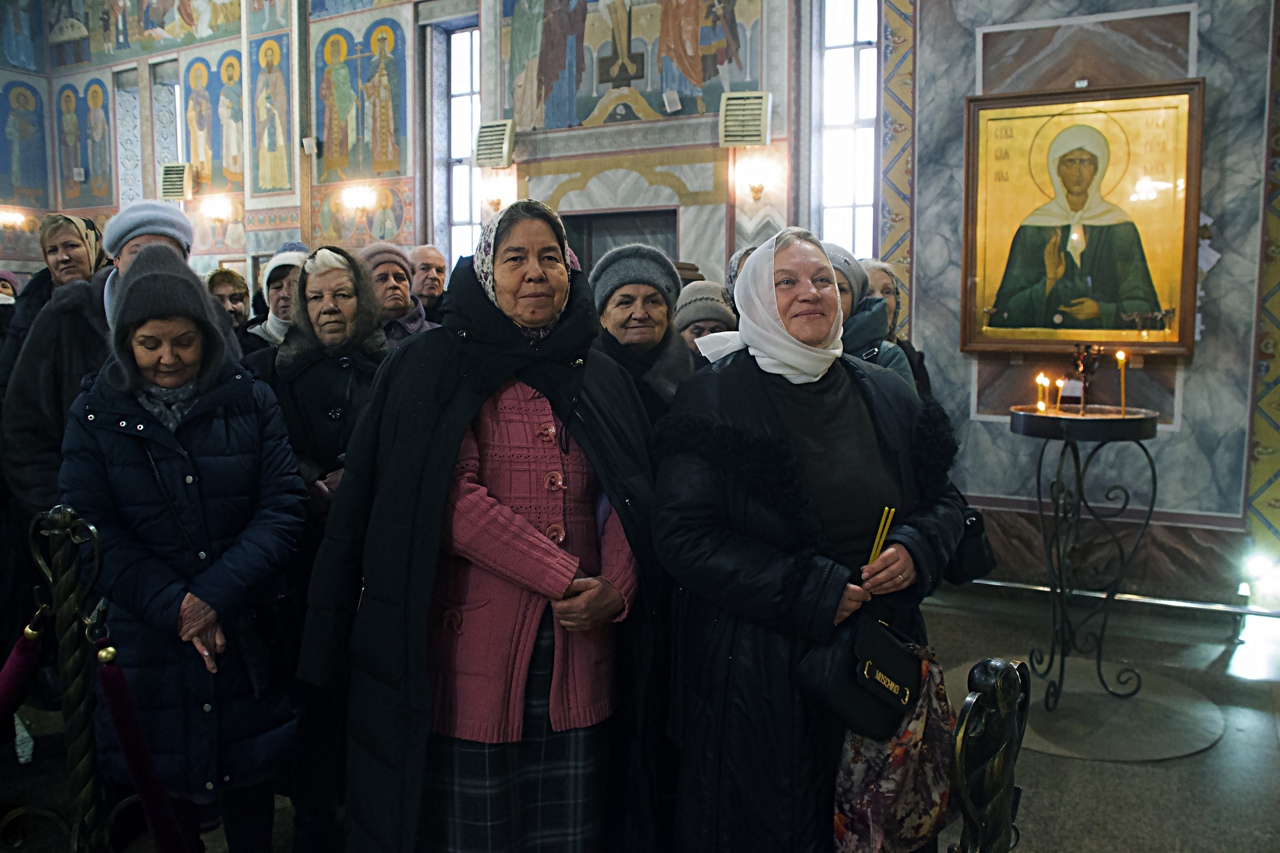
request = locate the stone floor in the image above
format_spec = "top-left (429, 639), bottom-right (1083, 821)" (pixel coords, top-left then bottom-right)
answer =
top-left (3, 582), bottom-right (1279, 852)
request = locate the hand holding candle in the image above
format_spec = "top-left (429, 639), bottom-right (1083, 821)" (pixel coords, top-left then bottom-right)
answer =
top-left (1116, 351), bottom-right (1127, 416)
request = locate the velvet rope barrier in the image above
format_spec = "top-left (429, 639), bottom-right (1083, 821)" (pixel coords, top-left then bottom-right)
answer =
top-left (0, 607), bottom-right (47, 720)
top-left (95, 639), bottom-right (194, 853)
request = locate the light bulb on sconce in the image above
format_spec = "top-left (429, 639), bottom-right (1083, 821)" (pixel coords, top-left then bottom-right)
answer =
top-left (341, 185), bottom-right (378, 216)
top-left (480, 166), bottom-right (519, 221)
top-left (734, 149), bottom-right (779, 205)
top-left (201, 195), bottom-right (233, 224)
top-left (0, 210), bottom-right (26, 230)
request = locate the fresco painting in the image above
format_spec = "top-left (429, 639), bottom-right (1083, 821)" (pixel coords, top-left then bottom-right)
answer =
top-left (250, 34), bottom-right (293, 194)
top-left (56, 78), bottom-right (114, 206)
top-left (313, 18), bottom-right (407, 185)
top-left (49, 0), bottom-right (242, 68)
top-left (1, 0), bottom-right (43, 73)
top-left (184, 49), bottom-right (245, 193)
top-left (0, 80), bottom-right (48, 208)
top-left (502, 0), bottom-right (761, 130)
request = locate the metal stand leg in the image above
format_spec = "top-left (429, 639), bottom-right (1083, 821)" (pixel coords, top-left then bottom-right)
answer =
top-left (1029, 439), bottom-right (1154, 710)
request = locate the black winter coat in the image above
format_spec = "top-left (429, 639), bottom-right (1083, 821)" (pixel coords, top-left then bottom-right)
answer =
top-left (1, 273), bottom-right (111, 516)
top-left (652, 351), bottom-right (964, 852)
top-left (245, 327), bottom-right (386, 601)
top-left (298, 259), bottom-right (669, 853)
top-left (0, 266), bottom-right (53, 405)
top-left (59, 361), bottom-right (307, 796)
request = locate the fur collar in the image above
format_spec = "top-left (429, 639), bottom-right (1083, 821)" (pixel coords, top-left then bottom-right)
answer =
top-left (274, 326), bottom-right (387, 378)
top-left (43, 277), bottom-right (109, 338)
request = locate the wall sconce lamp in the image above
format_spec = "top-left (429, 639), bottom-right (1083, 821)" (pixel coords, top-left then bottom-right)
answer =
top-left (342, 185), bottom-right (377, 216)
top-left (0, 210), bottom-right (26, 230)
top-left (201, 195), bottom-right (233, 224)
top-left (485, 198), bottom-right (503, 213)
top-left (749, 184), bottom-right (764, 202)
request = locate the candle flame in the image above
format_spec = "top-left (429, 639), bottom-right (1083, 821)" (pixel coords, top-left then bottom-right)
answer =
top-left (1056, 378), bottom-right (1064, 388)
top-left (1036, 401), bottom-right (1046, 412)
top-left (1116, 350), bottom-right (1126, 362)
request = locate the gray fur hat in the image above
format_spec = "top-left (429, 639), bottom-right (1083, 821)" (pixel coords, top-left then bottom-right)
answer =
top-left (107, 244), bottom-right (225, 392)
top-left (103, 201), bottom-right (194, 257)
top-left (588, 244), bottom-right (681, 313)
top-left (822, 242), bottom-right (869, 304)
top-left (674, 281), bottom-right (737, 332)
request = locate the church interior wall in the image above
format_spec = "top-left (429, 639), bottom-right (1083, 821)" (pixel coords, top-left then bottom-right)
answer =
top-left (1, 0), bottom-right (1277, 606)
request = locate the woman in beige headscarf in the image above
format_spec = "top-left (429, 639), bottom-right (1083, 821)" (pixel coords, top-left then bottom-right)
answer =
top-left (0, 213), bottom-right (107, 400)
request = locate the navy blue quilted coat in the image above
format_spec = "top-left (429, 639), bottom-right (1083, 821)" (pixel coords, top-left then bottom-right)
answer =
top-left (59, 360), bottom-right (307, 796)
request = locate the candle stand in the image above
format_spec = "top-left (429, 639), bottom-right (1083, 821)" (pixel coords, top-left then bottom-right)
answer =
top-left (1009, 405), bottom-right (1159, 711)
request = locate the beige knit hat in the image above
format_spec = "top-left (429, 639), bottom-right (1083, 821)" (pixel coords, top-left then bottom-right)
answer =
top-left (674, 281), bottom-right (738, 332)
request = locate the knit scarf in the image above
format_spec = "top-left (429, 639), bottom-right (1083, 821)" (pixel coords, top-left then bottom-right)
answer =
top-left (136, 382), bottom-right (199, 432)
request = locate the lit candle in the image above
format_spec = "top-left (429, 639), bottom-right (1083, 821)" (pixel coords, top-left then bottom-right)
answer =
top-left (1055, 378), bottom-right (1064, 413)
top-left (1036, 373), bottom-right (1047, 407)
top-left (1116, 351), bottom-right (1127, 416)
top-left (1037, 400), bottom-right (1046, 413)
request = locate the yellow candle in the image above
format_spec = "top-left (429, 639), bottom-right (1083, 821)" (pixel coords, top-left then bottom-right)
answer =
top-left (1055, 378), bottom-right (1064, 412)
top-left (1116, 351), bottom-right (1127, 416)
top-left (1036, 373), bottom-right (1047, 406)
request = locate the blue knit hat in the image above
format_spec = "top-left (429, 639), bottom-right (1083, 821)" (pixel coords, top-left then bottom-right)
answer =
top-left (103, 201), bottom-right (194, 257)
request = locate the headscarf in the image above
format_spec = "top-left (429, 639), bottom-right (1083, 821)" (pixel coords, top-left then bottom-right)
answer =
top-left (39, 213), bottom-right (107, 277)
top-left (440, 199), bottom-right (595, 425)
top-left (1021, 125), bottom-right (1132, 265)
top-left (696, 230), bottom-right (843, 384)
top-left (473, 198), bottom-right (569, 327)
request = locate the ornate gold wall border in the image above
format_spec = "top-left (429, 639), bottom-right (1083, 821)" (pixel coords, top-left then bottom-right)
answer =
top-left (518, 146), bottom-right (728, 211)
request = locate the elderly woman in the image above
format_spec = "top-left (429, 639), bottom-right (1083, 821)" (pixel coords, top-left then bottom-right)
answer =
top-left (674, 280), bottom-right (737, 356)
top-left (653, 227), bottom-right (964, 852)
top-left (207, 267), bottom-right (251, 332)
top-left (862, 258), bottom-right (933, 398)
top-left (242, 241), bottom-right (308, 355)
top-left (590, 243), bottom-right (695, 423)
top-left (299, 200), bottom-right (666, 852)
top-left (0, 213), bottom-right (106, 401)
top-left (59, 244), bottom-right (306, 852)
top-left (823, 242), bottom-right (915, 394)
top-left (245, 245), bottom-right (385, 851)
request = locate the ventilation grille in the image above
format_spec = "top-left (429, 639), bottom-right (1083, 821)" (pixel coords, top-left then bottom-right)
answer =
top-left (474, 120), bottom-right (515, 168)
top-left (159, 163), bottom-right (194, 200)
top-left (719, 92), bottom-right (772, 147)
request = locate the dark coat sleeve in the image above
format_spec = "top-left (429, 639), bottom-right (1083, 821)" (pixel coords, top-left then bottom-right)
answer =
top-left (296, 350), bottom-right (396, 688)
top-left (653, 428), bottom-right (853, 645)
top-left (59, 402), bottom-right (191, 633)
top-left (1, 306), bottom-right (104, 512)
top-left (186, 383), bottom-right (307, 621)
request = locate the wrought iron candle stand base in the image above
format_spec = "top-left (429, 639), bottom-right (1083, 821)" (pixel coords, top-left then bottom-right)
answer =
top-left (1010, 405), bottom-right (1158, 711)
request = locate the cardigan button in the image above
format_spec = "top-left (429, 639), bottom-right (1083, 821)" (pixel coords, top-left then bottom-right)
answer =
top-left (545, 471), bottom-right (564, 491)
top-left (537, 422), bottom-right (556, 442)
top-left (545, 523), bottom-right (566, 544)
top-left (442, 609), bottom-right (462, 634)
top-left (198, 551), bottom-right (207, 560)
top-left (185, 475), bottom-right (195, 484)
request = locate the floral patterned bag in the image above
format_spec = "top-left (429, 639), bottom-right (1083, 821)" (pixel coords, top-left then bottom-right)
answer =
top-left (833, 650), bottom-right (955, 853)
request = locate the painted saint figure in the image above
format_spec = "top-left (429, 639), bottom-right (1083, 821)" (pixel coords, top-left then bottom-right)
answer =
top-left (219, 55), bottom-right (244, 186)
top-left (86, 84), bottom-right (110, 199)
top-left (255, 40), bottom-right (289, 190)
top-left (186, 62), bottom-right (214, 183)
top-left (2, 0), bottom-right (37, 71)
top-left (5, 88), bottom-right (37, 202)
top-left (370, 187), bottom-right (397, 240)
top-left (362, 27), bottom-right (399, 174)
top-left (59, 89), bottom-right (80, 200)
top-left (508, 0), bottom-right (544, 131)
top-left (988, 124), bottom-right (1162, 330)
top-left (318, 33), bottom-right (355, 181)
top-left (537, 0), bottom-right (588, 130)
top-left (658, 0), bottom-right (742, 113)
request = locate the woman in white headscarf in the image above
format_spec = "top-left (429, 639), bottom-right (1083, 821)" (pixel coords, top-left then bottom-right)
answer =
top-left (989, 124), bottom-right (1162, 330)
top-left (653, 227), bottom-right (965, 852)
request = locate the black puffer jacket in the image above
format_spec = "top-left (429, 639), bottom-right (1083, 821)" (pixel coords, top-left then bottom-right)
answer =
top-left (652, 351), bottom-right (964, 852)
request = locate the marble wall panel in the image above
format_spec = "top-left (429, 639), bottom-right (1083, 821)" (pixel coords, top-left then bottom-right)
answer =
top-left (679, 203), bottom-right (726, 283)
top-left (919, 0), bottom-right (1268, 601)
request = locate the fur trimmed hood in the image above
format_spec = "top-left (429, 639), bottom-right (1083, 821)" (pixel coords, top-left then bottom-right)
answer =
top-left (273, 325), bottom-right (387, 379)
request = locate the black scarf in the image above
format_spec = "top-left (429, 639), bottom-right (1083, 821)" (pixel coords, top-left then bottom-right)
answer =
top-left (598, 327), bottom-right (667, 382)
top-left (440, 257), bottom-right (599, 426)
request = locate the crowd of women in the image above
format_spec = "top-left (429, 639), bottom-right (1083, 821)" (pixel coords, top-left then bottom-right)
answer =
top-left (0, 198), bottom-right (959, 853)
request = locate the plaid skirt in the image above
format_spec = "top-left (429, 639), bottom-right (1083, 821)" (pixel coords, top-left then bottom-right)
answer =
top-left (419, 609), bottom-right (609, 853)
